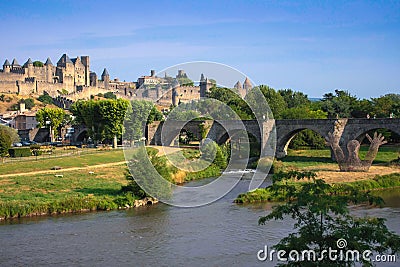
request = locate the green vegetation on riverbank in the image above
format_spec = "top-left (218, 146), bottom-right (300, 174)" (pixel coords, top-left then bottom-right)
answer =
top-left (235, 172), bottom-right (400, 203)
top-left (0, 146), bottom-right (224, 220)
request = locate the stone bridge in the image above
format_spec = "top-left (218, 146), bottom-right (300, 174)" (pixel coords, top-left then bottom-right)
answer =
top-left (146, 118), bottom-right (400, 158)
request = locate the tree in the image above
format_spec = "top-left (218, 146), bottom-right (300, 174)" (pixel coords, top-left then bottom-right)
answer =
top-left (253, 85), bottom-right (287, 119)
top-left (71, 99), bottom-right (129, 147)
top-left (104, 92), bottom-right (117, 99)
top-left (123, 147), bottom-right (173, 200)
top-left (259, 171), bottom-right (400, 266)
top-left (124, 100), bottom-right (161, 143)
top-left (371, 94), bottom-right (400, 118)
top-left (0, 125), bottom-right (20, 143)
top-left (279, 89), bottom-right (310, 108)
top-left (33, 61), bottom-right (43, 67)
top-left (0, 128), bottom-right (12, 162)
top-left (321, 89), bottom-right (357, 118)
top-left (98, 98), bottom-right (130, 148)
top-left (208, 87), bottom-right (253, 120)
top-left (37, 94), bottom-right (54, 105)
top-left (36, 107), bottom-right (66, 142)
top-left (70, 100), bottom-right (103, 144)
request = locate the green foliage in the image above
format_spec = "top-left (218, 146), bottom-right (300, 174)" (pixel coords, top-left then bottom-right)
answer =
top-left (13, 98), bottom-right (35, 110)
top-left (57, 89), bottom-right (68, 95)
top-left (255, 85), bottom-right (287, 119)
top-left (36, 107), bottom-right (67, 141)
top-left (33, 61), bottom-right (43, 67)
top-left (8, 147), bottom-right (32, 157)
top-left (290, 129), bottom-right (327, 149)
top-left (184, 164), bottom-right (221, 181)
top-left (0, 94), bottom-right (5, 102)
top-left (208, 87), bottom-right (253, 120)
top-left (104, 92), bottom-right (117, 99)
top-left (0, 125), bottom-right (19, 143)
top-left (371, 93), bottom-right (400, 118)
top-left (124, 100), bottom-right (160, 141)
top-left (71, 99), bottom-right (129, 144)
top-left (321, 89), bottom-right (358, 118)
top-left (124, 147), bottom-right (173, 200)
top-left (177, 77), bottom-right (194, 86)
top-left (278, 89), bottom-right (310, 108)
top-left (37, 94), bottom-right (54, 105)
top-left (0, 128), bottom-right (12, 158)
top-left (201, 141), bottom-right (217, 163)
top-left (258, 171), bottom-right (400, 266)
top-left (147, 106), bottom-right (163, 123)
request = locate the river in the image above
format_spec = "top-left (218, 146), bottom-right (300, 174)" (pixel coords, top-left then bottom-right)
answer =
top-left (0, 176), bottom-right (399, 267)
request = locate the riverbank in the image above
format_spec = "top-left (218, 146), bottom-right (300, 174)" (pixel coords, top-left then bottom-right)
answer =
top-left (0, 147), bottom-right (221, 220)
top-left (235, 172), bottom-right (400, 203)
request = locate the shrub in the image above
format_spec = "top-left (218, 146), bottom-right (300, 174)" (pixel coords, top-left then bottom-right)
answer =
top-left (38, 94), bottom-right (54, 105)
top-left (8, 147), bottom-right (32, 157)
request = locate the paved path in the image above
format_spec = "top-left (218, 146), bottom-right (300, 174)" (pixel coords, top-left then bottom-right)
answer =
top-left (0, 161), bottom-right (127, 178)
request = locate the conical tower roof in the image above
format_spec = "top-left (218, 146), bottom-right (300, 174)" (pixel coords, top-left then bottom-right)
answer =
top-left (57, 54), bottom-right (73, 65)
top-left (11, 58), bottom-right (20, 66)
top-left (200, 73), bottom-right (205, 82)
top-left (3, 59), bottom-right (10, 66)
top-left (234, 81), bottom-right (242, 90)
top-left (45, 57), bottom-right (53, 65)
top-left (101, 68), bottom-right (109, 77)
top-left (243, 77), bottom-right (253, 89)
top-left (24, 58), bottom-right (33, 67)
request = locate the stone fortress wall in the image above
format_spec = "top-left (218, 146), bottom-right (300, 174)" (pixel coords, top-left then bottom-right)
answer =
top-left (0, 54), bottom-right (252, 107)
top-left (0, 54), bottom-right (134, 98)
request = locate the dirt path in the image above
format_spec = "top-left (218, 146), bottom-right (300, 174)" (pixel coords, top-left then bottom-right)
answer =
top-left (151, 146), bottom-right (183, 156)
top-left (0, 161), bottom-right (127, 178)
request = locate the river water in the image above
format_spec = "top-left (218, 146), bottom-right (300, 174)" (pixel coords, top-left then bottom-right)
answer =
top-left (0, 176), bottom-right (399, 267)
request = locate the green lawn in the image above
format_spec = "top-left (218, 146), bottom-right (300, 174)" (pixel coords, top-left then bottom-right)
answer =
top-left (0, 149), bottom-right (126, 175)
top-left (0, 165), bottom-right (128, 202)
top-left (0, 150), bottom-right (130, 219)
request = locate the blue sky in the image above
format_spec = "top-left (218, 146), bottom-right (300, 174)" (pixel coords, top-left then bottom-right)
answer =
top-left (0, 0), bottom-right (399, 98)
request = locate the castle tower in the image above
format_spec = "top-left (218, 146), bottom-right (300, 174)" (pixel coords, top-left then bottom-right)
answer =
top-left (56, 54), bottom-right (74, 91)
top-left (90, 72), bottom-right (98, 87)
top-left (171, 79), bottom-right (180, 106)
top-left (11, 58), bottom-right (21, 72)
top-left (24, 58), bottom-right (33, 77)
top-left (234, 81), bottom-right (242, 90)
top-left (45, 57), bottom-right (54, 83)
top-left (199, 74), bottom-right (212, 97)
top-left (155, 83), bottom-right (162, 99)
top-left (81, 56), bottom-right (90, 86)
top-left (3, 59), bottom-right (11, 73)
top-left (243, 77), bottom-right (253, 95)
top-left (101, 68), bottom-right (110, 90)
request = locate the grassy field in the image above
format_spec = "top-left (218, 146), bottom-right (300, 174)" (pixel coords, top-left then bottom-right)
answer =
top-left (281, 145), bottom-right (400, 169)
top-left (0, 149), bottom-right (126, 175)
top-left (0, 149), bottom-right (131, 219)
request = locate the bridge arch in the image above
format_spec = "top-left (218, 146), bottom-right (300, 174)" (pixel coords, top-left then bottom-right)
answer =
top-left (75, 130), bottom-right (88, 143)
top-left (276, 124), bottom-right (331, 158)
top-left (353, 126), bottom-right (400, 143)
